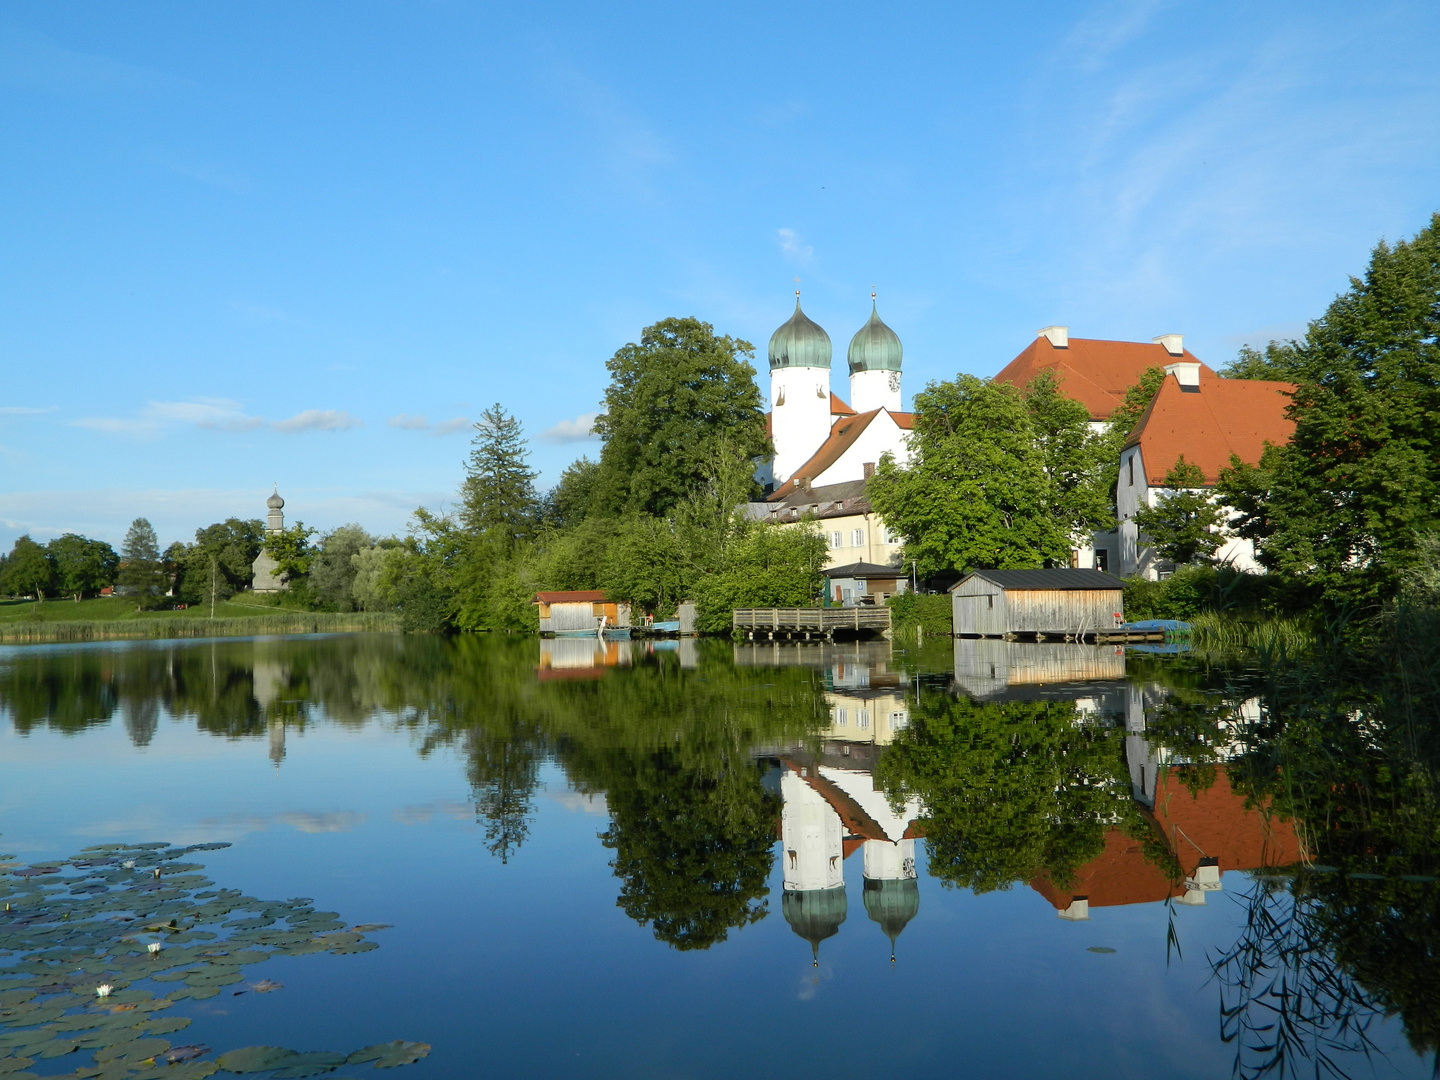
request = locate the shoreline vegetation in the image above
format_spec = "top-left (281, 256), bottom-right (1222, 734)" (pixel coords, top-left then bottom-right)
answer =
top-left (0, 595), bottom-right (398, 643)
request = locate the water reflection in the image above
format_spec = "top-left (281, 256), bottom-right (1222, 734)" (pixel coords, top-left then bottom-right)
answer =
top-left (1, 632), bottom-right (1438, 1076)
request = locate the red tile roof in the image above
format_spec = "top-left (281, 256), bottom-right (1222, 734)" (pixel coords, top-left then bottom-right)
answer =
top-left (1127, 372), bottom-right (1296, 485)
top-left (830, 393), bottom-right (856, 416)
top-left (994, 336), bottom-right (1217, 420)
top-left (533, 590), bottom-right (608, 604)
top-left (767, 410), bottom-right (914, 500)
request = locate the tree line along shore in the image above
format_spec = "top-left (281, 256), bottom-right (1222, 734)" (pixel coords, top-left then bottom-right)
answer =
top-left (3, 214), bottom-right (1439, 648)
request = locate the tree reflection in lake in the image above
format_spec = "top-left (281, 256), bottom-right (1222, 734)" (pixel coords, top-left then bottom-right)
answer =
top-left (3, 628), bottom-right (1440, 1077)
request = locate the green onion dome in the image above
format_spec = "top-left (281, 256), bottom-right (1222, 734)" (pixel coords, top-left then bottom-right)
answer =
top-left (783, 887), bottom-right (848, 966)
top-left (847, 300), bottom-right (903, 374)
top-left (863, 877), bottom-right (919, 959)
top-left (769, 297), bottom-right (833, 371)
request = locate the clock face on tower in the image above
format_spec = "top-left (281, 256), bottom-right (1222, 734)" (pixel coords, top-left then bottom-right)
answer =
top-left (887, 371), bottom-right (901, 393)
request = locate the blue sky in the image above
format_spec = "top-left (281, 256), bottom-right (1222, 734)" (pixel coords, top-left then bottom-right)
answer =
top-left (2, 1), bottom-right (1437, 551)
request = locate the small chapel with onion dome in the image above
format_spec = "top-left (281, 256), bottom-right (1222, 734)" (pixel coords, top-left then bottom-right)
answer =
top-left (758, 292), bottom-right (915, 495)
top-left (250, 487), bottom-right (288, 593)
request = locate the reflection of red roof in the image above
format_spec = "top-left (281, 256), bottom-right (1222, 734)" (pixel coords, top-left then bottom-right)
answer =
top-left (994, 336), bottom-right (1217, 421)
top-left (781, 757), bottom-right (890, 841)
top-left (534, 590), bottom-right (607, 604)
top-left (1031, 829), bottom-right (1181, 909)
top-left (1153, 766), bottom-right (1303, 875)
top-left (1030, 765), bottom-right (1305, 911)
top-left (1127, 372), bottom-right (1296, 486)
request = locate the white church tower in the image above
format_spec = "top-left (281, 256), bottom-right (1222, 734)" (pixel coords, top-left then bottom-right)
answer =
top-left (847, 294), bottom-right (904, 413)
top-left (768, 294), bottom-right (833, 487)
top-left (781, 768), bottom-right (847, 966)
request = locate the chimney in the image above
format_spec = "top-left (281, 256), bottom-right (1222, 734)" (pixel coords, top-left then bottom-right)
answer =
top-left (1165, 361), bottom-right (1201, 391)
top-left (863, 461), bottom-right (876, 480)
top-left (1152, 333), bottom-right (1184, 356)
top-left (1037, 325), bottom-right (1069, 348)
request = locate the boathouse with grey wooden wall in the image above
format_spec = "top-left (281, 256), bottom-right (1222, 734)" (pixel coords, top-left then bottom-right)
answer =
top-left (949, 569), bottom-right (1125, 641)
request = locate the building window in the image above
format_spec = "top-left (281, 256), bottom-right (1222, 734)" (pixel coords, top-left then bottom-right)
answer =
top-left (987, 595), bottom-right (994, 609)
top-left (851, 529), bottom-right (865, 547)
top-left (830, 531), bottom-right (843, 549)
top-left (858, 710), bottom-right (870, 729)
top-left (1095, 549), bottom-right (1109, 572)
top-left (1128, 454), bottom-right (1134, 487)
top-left (834, 708), bottom-right (848, 727)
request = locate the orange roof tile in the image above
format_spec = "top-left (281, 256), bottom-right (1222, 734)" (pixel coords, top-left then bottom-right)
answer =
top-left (1127, 372), bottom-right (1295, 485)
top-left (533, 590), bottom-right (607, 604)
top-left (767, 411), bottom-right (888, 500)
top-left (994, 336), bottom-right (1217, 421)
top-left (830, 393), bottom-right (856, 416)
top-left (1030, 829), bottom-right (1181, 909)
top-left (1152, 766), bottom-right (1303, 875)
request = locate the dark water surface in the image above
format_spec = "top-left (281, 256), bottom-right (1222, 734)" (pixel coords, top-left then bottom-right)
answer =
top-left (1, 633), bottom-right (1436, 1079)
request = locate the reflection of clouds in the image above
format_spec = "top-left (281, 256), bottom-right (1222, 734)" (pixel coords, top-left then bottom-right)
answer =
top-left (274, 810), bottom-right (365, 834)
top-left (73, 809), bottom-right (365, 845)
top-left (391, 801), bottom-right (472, 826)
top-left (796, 963), bottom-right (835, 1002)
top-left (547, 790), bottom-right (608, 816)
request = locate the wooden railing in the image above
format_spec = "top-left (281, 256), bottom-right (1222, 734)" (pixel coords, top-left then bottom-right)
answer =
top-left (732, 607), bottom-right (892, 634)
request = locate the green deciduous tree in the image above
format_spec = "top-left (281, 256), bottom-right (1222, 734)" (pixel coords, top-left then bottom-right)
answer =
top-left (1133, 455), bottom-right (1226, 566)
top-left (309, 524), bottom-right (374, 611)
top-left (263, 522), bottom-right (318, 588)
top-left (1218, 213), bottom-right (1440, 605)
top-left (691, 521), bottom-right (828, 631)
top-left (869, 373), bottom-right (1110, 575)
top-left (175, 519), bottom-right (265, 604)
top-left (545, 456), bottom-right (603, 528)
top-left (47, 534), bottom-right (119, 601)
top-left (119, 518), bottom-right (168, 607)
top-left (592, 317), bottom-right (768, 517)
top-left (460, 404), bottom-right (539, 547)
top-left (0, 535), bottom-right (55, 599)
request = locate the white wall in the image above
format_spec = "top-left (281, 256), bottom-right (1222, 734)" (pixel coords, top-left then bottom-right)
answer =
top-left (771, 365), bottom-right (832, 485)
top-left (813, 412), bottom-right (912, 487)
top-left (849, 368), bottom-right (902, 414)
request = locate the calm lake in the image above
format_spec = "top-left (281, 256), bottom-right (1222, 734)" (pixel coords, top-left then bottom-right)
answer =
top-left (1, 633), bottom-right (1435, 1079)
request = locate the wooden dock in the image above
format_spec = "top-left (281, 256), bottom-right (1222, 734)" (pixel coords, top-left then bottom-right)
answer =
top-left (732, 607), bottom-right (892, 640)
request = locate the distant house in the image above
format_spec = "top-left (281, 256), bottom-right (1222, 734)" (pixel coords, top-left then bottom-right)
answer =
top-left (993, 327), bottom-right (1219, 571)
top-left (1117, 364), bottom-right (1295, 578)
top-left (533, 590), bottom-right (631, 634)
top-left (824, 561), bottom-right (910, 607)
top-left (751, 478), bottom-right (905, 571)
top-left (950, 568), bottom-right (1125, 640)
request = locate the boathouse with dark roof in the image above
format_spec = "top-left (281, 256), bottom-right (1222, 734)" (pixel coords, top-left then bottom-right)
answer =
top-left (949, 568), bottom-right (1125, 640)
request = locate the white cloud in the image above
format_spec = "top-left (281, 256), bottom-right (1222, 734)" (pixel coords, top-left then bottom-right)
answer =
top-left (388, 414), bottom-right (470, 436)
top-left (274, 810), bottom-right (366, 834)
top-left (539, 412), bottom-right (599, 444)
top-left (271, 410), bottom-right (362, 433)
top-left (778, 227), bottom-right (814, 263)
top-left (0, 406), bottom-right (53, 416)
top-left (72, 398), bottom-right (264, 439)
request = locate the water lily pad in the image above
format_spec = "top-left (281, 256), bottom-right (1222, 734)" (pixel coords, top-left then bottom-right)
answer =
top-left (348, 925), bottom-right (391, 934)
top-left (345, 1042), bottom-right (430, 1069)
top-left (33, 1038), bottom-right (81, 1059)
top-left (269, 1052), bottom-right (348, 1079)
top-left (1086, 946), bottom-right (1117, 954)
top-left (134, 1018), bottom-right (189, 1037)
top-left (94, 1038), bottom-right (170, 1065)
top-left (327, 942), bottom-right (378, 957)
top-left (0, 1058), bottom-right (36, 1075)
top-left (215, 1047), bottom-right (299, 1073)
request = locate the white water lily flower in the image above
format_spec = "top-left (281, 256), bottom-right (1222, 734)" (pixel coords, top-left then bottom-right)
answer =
top-left (121, 860), bottom-right (136, 869)
top-left (96, 984), bottom-right (113, 998)
top-left (148, 942), bottom-right (162, 955)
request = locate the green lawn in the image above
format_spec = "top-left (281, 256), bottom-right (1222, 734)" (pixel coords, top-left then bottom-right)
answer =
top-left (0, 595), bottom-right (316, 624)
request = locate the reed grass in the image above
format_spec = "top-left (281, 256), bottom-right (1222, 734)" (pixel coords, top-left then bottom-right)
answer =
top-left (1187, 610), bottom-right (1315, 653)
top-left (0, 611), bottom-right (399, 644)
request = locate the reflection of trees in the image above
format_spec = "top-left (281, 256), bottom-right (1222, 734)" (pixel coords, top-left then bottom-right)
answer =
top-left (595, 750), bottom-right (778, 950)
top-left (1209, 612), bottom-right (1440, 1074)
top-left (874, 695), bottom-right (1141, 892)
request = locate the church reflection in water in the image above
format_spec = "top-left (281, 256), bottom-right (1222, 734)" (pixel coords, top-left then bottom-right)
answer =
top-left (739, 638), bottom-right (1302, 965)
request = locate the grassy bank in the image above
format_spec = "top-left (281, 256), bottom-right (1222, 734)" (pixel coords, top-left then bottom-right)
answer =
top-left (1186, 611), bottom-right (1315, 652)
top-left (0, 597), bottom-right (398, 643)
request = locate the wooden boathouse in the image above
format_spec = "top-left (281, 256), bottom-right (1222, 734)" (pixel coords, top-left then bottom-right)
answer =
top-left (950, 569), bottom-right (1124, 641)
top-left (534, 590), bottom-right (632, 635)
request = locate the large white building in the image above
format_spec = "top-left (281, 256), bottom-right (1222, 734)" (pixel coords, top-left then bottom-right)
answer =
top-left (759, 292), bottom-right (914, 497)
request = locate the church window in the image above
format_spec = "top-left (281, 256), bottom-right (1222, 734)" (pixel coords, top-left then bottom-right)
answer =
top-left (1127, 454), bottom-right (1134, 486)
